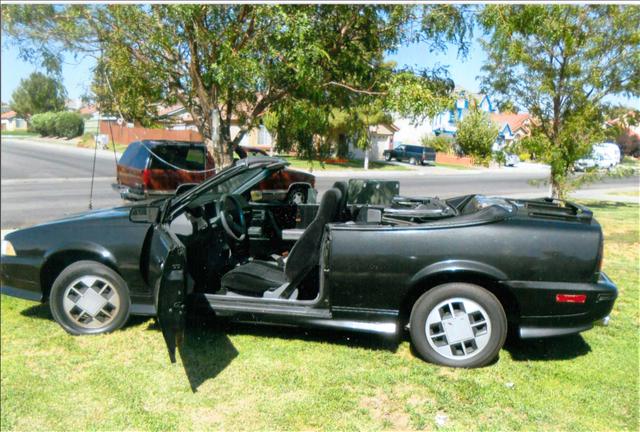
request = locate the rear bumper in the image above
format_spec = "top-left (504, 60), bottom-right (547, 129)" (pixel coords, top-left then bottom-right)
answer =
top-left (1, 255), bottom-right (43, 302)
top-left (506, 272), bottom-right (618, 339)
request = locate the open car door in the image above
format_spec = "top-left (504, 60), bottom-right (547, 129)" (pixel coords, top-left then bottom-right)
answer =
top-left (151, 225), bottom-right (187, 363)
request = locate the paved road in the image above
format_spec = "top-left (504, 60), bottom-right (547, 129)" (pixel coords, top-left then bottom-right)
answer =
top-left (1, 138), bottom-right (637, 229)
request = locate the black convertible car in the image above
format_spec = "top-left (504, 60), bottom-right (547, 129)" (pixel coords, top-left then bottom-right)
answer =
top-left (1, 158), bottom-right (617, 367)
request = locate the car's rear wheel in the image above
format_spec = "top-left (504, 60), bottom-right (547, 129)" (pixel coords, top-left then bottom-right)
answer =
top-left (49, 261), bottom-right (130, 335)
top-left (409, 283), bottom-right (507, 368)
top-left (385, 154), bottom-right (392, 162)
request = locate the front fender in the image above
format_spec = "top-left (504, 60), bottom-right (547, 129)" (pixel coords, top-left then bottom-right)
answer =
top-left (409, 260), bottom-right (508, 286)
top-left (43, 241), bottom-right (119, 269)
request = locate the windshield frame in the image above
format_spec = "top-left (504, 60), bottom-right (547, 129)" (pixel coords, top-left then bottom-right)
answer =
top-left (162, 158), bottom-right (288, 222)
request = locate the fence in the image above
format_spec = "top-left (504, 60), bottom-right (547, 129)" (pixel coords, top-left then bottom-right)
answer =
top-left (435, 152), bottom-right (475, 167)
top-left (99, 121), bottom-right (203, 145)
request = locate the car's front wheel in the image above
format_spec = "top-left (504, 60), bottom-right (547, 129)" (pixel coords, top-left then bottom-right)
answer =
top-left (385, 154), bottom-right (392, 161)
top-left (409, 283), bottom-right (507, 368)
top-left (49, 261), bottom-right (130, 335)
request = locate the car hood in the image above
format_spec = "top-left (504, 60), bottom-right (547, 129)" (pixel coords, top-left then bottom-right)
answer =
top-left (6, 199), bottom-right (164, 242)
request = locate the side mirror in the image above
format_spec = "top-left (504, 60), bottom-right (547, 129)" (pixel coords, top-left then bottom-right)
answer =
top-left (129, 206), bottom-right (160, 223)
top-left (175, 183), bottom-right (198, 196)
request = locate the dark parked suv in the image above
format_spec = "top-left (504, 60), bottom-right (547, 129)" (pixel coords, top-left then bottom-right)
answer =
top-left (383, 144), bottom-right (436, 166)
top-left (114, 140), bottom-right (314, 203)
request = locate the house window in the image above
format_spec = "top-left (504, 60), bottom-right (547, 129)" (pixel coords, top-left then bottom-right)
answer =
top-left (257, 125), bottom-right (272, 146)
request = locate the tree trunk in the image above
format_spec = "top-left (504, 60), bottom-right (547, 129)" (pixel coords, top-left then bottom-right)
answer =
top-left (364, 149), bottom-right (369, 170)
top-left (206, 137), bottom-right (234, 168)
top-left (550, 166), bottom-right (568, 200)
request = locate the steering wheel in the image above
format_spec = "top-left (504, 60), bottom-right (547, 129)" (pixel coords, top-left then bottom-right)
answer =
top-left (217, 194), bottom-right (247, 242)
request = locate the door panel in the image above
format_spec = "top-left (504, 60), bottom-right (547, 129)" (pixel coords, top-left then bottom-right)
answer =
top-left (151, 226), bottom-right (187, 363)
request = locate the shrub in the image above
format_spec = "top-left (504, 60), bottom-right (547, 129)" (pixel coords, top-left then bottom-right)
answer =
top-left (29, 111), bottom-right (84, 138)
top-left (54, 111), bottom-right (84, 138)
top-left (421, 135), bottom-right (455, 153)
top-left (30, 112), bottom-right (57, 136)
top-left (456, 108), bottom-right (499, 166)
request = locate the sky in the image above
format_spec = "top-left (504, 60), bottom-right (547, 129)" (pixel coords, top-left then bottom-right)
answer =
top-left (2, 32), bottom-right (638, 109)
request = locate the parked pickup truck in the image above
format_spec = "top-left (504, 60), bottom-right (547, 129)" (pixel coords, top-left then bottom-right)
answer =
top-left (383, 144), bottom-right (436, 165)
top-left (1, 159), bottom-right (617, 368)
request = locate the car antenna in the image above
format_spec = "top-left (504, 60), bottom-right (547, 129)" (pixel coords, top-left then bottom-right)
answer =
top-left (88, 106), bottom-right (101, 210)
top-left (89, 62), bottom-right (129, 210)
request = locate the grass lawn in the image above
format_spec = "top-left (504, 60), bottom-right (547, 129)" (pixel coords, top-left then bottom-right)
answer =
top-left (0, 130), bottom-right (39, 137)
top-left (280, 155), bottom-right (410, 171)
top-left (435, 162), bottom-right (475, 171)
top-left (612, 189), bottom-right (640, 198)
top-left (1, 201), bottom-right (638, 430)
top-left (77, 137), bottom-right (128, 153)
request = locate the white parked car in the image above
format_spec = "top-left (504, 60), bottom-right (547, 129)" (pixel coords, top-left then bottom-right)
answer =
top-left (575, 143), bottom-right (621, 171)
top-left (505, 154), bottom-right (520, 167)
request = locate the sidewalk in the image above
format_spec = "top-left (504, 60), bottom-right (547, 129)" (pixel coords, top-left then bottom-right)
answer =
top-left (570, 187), bottom-right (639, 204)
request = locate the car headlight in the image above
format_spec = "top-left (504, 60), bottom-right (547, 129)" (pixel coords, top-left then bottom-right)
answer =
top-left (1, 240), bottom-right (16, 256)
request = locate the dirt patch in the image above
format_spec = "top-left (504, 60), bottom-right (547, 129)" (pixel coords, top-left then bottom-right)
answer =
top-left (360, 390), bottom-right (412, 430)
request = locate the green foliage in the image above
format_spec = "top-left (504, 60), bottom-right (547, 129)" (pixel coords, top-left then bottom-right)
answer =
top-left (54, 111), bottom-right (84, 138)
top-left (479, 4), bottom-right (640, 197)
top-left (420, 135), bottom-right (455, 153)
top-left (9, 72), bottom-right (66, 119)
top-left (30, 112), bottom-right (57, 136)
top-left (265, 98), bottom-right (395, 163)
top-left (2, 4), bottom-right (469, 166)
top-left (30, 111), bottom-right (84, 138)
top-left (497, 100), bottom-right (518, 113)
top-left (455, 108), bottom-right (499, 166)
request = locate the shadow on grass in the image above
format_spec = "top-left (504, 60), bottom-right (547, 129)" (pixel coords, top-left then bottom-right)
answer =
top-left (20, 302), bottom-right (52, 320)
top-left (505, 334), bottom-right (592, 361)
top-left (178, 318), bottom-right (239, 393)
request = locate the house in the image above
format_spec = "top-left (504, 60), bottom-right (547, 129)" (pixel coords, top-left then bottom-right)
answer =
top-left (157, 103), bottom-right (273, 150)
top-left (1, 111), bottom-right (28, 131)
top-left (489, 112), bottom-right (532, 151)
top-left (348, 123), bottom-right (399, 161)
top-left (432, 92), bottom-right (498, 136)
top-left (392, 115), bottom-right (434, 146)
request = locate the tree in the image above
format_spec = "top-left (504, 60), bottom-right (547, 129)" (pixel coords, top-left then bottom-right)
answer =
top-left (9, 72), bottom-right (66, 118)
top-left (604, 107), bottom-right (639, 157)
top-left (479, 5), bottom-right (640, 198)
top-left (497, 100), bottom-right (519, 113)
top-left (2, 4), bottom-right (471, 167)
top-left (455, 107), bottom-right (499, 165)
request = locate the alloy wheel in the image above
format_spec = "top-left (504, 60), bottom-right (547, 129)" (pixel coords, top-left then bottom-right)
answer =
top-left (62, 276), bottom-right (121, 330)
top-left (424, 297), bottom-right (492, 360)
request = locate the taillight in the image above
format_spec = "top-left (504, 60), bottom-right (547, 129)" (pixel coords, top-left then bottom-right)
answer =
top-left (556, 294), bottom-right (587, 304)
top-left (142, 169), bottom-right (151, 189)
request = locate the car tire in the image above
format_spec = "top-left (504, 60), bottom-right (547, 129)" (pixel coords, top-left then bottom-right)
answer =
top-left (385, 154), bottom-right (392, 162)
top-left (409, 283), bottom-right (507, 368)
top-left (287, 186), bottom-right (308, 205)
top-left (49, 260), bottom-right (131, 335)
